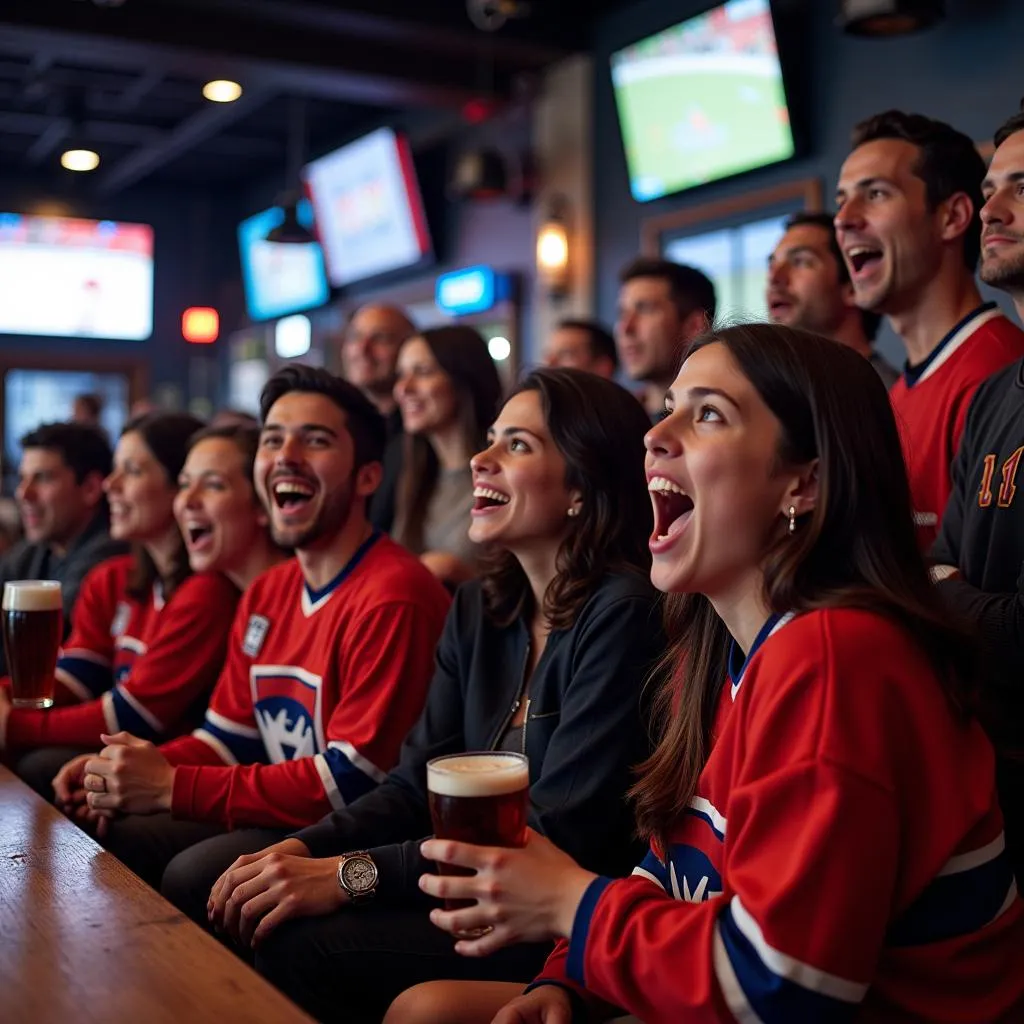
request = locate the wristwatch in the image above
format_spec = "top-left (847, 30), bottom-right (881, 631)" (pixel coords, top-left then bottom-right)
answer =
top-left (337, 851), bottom-right (378, 905)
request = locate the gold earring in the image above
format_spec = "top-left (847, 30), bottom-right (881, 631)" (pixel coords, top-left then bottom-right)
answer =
top-left (788, 505), bottom-right (797, 536)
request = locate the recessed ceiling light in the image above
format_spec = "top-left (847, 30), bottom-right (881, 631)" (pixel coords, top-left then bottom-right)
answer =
top-left (202, 79), bottom-right (243, 103)
top-left (60, 149), bottom-right (100, 172)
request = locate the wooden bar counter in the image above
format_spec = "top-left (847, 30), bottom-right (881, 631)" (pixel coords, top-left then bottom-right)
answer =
top-left (0, 764), bottom-right (313, 1023)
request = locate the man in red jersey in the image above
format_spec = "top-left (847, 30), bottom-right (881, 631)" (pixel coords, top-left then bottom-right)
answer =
top-left (55, 365), bottom-right (450, 901)
top-left (836, 111), bottom-right (1024, 549)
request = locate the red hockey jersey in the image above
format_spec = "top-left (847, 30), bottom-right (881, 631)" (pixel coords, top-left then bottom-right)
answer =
top-left (889, 304), bottom-right (1024, 551)
top-left (533, 608), bottom-right (1024, 1023)
top-left (161, 533), bottom-right (450, 830)
top-left (3, 555), bottom-right (239, 750)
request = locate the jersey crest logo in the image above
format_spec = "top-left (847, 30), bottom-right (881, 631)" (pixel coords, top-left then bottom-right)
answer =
top-left (668, 845), bottom-right (723, 904)
top-left (242, 615), bottom-right (270, 657)
top-left (110, 602), bottom-right (131, 638)
top-left (251, 669), bottom-right (323, 762)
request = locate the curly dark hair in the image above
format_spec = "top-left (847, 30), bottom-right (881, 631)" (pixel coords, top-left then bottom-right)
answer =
top-left (481, 368), bottom-right (653, 631)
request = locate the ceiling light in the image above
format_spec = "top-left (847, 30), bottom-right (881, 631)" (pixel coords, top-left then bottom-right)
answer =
top-left (838, 0), bottom-right (945, 37)
top-left (202, 79), bottom-right (243, 103)
top-left (60, 149), bottom-right (100, 172)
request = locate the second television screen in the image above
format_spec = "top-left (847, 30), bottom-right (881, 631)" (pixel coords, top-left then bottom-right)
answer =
top-left (304, 127), bottom-right (431, 288)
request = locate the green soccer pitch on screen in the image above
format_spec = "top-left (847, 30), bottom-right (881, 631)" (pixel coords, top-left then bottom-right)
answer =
top-left (611, 0), bottom-right (795, 203)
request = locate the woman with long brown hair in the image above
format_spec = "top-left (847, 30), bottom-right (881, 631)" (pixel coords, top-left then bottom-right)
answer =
top-left (3, 413), bottom-right (241, 796)
top-left (392, 325), bottom-right (502, 585)
top-left (202, 369), bottom-right (664, 1024)
top-left (393, 324), bottom-right (1024, 1024)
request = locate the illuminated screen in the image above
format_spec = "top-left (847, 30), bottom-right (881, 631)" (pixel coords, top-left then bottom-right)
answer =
top-left (664, 212), bottom-right (790, 322)
top-left (238, 199), bottom-right (329, 322)
top-left (611, 0), bottom-right (794, 202)
top-left (0, 213), bottom-right (153, 340)
top-left (304, 127), bottom-right (431, 287)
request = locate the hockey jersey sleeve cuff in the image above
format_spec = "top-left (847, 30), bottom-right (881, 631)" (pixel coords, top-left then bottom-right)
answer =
top-left (566, 875), bottom-right (614, 985)
top-left (523, 980), bottom-right (590, 1023)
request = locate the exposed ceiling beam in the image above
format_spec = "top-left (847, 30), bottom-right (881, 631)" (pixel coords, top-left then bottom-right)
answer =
top-left (0, 110), bottom-right (161, 145)
top-left (25, 116), bottom-right (68, 165)
top-left (94, 85), bottom-right (275, 196)
top-left (0, 1), bottom-right (517, 109)
top-left (1, 108), bottom-right (284, 159)
top-left (176, 0), bottom-right (565, 66)
top-left (117, 67), bottom-right (164, 112)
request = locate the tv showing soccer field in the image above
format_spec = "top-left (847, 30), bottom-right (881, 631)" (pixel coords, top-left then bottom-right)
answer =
top-left (610, 0), bottom-right (794, 203)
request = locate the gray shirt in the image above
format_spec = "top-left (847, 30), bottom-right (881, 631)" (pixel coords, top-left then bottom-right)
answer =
top-left (420, 467), bottom-right (478, 565)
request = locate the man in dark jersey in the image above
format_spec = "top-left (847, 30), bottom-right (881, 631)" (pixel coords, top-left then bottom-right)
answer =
top-left (931, 107), bottom-right (1024, 882)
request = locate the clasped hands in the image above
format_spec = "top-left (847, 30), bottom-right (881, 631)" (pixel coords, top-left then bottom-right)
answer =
top-left (205, 827), bottom-right (594, 960)
top-left (51, 731), bottom-right (175, 834)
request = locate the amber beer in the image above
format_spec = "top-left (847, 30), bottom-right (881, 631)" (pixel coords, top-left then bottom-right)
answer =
top-left (2, 580), bottom-right (62, 709)
top-left (428, 752), bottom-right (529, 923)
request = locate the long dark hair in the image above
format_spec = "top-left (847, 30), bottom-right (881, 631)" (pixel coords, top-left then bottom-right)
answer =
top-left (123, 411), bottom-right (204, 601)
top-left (396, 326), bottom-right (502, 553)
top-left (631, 323), bottom-right (981, 847)
top-left (482, 368), bottom-right (653, 630)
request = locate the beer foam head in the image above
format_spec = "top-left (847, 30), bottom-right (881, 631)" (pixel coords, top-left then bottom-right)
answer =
top-left (3, 580), bottom-right (62, 612)
top-left (427, 753), bottom-right (529, 798)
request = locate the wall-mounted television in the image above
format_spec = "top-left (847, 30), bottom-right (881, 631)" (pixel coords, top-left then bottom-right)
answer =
top-left (0, 213), bottom-right (153, 340)
top-left (237, 199), bottom-right (329, 322)
top-left (304, 127), bottom-right (431, 287)
top-left (611, 0), bottom-right (795, 203)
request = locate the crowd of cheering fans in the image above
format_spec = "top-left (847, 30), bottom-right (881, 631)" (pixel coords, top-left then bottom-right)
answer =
top-left (4, 106), bottom-right (1024, 1022)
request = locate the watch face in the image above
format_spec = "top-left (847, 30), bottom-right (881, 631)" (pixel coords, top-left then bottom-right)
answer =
top-left (342, 856), bottom-right (377, 893)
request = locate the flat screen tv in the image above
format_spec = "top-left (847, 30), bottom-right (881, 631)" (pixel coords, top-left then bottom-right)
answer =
top-left (238, 199), bottom-right (329, 322)
top-left (0, 213), bottom-right (153, 340)
top-left (611, 0), bottom-right (795, 202)
top-left (304, 127), bottom-right (431, 287)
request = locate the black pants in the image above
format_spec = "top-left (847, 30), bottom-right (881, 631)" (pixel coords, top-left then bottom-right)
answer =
top-left (160, 826), bottom-right (288, 925)
top-left (255, 907), bottom-right (550, 1024)
top-left (15, 745), bottom-right (92, 801)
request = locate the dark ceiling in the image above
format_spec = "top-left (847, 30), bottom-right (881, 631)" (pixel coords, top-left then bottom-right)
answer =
top-left (0, 0), bottom-right (624, 196)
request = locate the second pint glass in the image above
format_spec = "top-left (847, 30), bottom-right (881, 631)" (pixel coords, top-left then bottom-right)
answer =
top-left (427, 751), bottom-right (529, 920)
top-left (2, 580), bottom-right (62, 709)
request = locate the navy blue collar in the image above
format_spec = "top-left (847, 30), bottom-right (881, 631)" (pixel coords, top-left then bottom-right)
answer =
top-left (902, 302), bottom-right (997, 388)
top-left (728, 612), bottom-right (786, 698)
top-left (302, 529), bottom-right (381, 611)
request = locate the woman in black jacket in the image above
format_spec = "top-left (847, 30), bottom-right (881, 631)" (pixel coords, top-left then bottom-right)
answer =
top-left (199, 368), bottom-right (664, 1023)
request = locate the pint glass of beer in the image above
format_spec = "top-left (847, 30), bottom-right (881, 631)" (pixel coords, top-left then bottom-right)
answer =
top-left (2, 580), bottom-right (62, 709)
top-left (427, 752), bottom-right (529, 928)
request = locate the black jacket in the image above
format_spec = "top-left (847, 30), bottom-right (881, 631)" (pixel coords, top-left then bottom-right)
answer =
top-left (294, 570), bottom-right (664, 899)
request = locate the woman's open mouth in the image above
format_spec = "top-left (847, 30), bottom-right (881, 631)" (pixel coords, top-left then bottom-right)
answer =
top-left (648, 476), bottom-right (694, 552)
